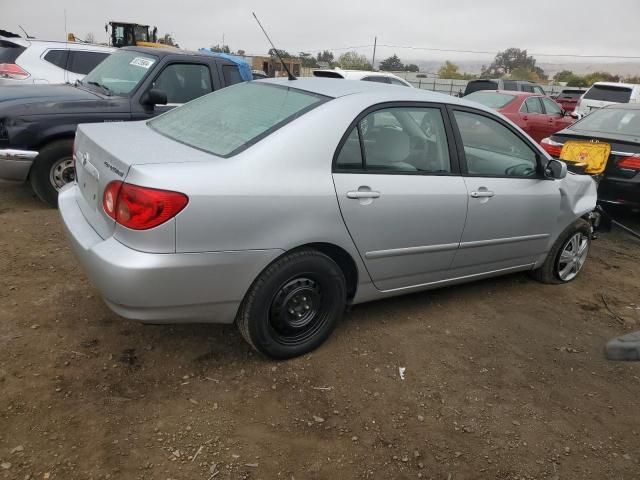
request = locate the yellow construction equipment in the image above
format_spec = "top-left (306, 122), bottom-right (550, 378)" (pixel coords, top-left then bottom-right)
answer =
top-left (105, 21), bottom-right (168, 48)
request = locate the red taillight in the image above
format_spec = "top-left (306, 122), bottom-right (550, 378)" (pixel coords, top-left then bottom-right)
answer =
top-left (102, 181), bottom-right (188, 230)
top-left (0, 63), bottom-right (30, 80)
top-left (618, 154), bottom-right (640, 170)
top-left (541, 137), bottom-right (563, 157)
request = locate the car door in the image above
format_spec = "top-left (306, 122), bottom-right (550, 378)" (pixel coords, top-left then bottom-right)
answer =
top-left (332, 104), bottom-right (468, 291)
top-left (519, 96), bottom-right (548, 142)
top-left (541, 96), bottom-right (573, 136)
top-left (448, 107), bottom-right (560, 275)
top-left (131, 62), bottom-right (215, 120)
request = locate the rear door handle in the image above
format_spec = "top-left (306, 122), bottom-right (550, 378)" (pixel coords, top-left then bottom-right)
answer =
top-left (347, 191), bottom-right (380, 199)
top-left (470, 190), bottom-right (495, 198)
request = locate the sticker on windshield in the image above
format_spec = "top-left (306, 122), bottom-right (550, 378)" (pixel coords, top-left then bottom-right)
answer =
top-left (129, 57), bottom-right (155, 69)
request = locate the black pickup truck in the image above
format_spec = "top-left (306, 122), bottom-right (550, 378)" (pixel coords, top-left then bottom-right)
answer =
top-left (0, 46), bottom-right (246, 205)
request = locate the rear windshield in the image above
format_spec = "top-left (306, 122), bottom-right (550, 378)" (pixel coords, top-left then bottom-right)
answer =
top-left (464, 80), bottom-right (499, 95)
top-left (583, 85), bottom-right (632, 103)
top-left (571, 107), bottom-right (640, 137)
top-left (0, 40), bottom-right (26, 63)
top-left (149, 82), bottom-right (328, 157)
top-left (559, 90), bottom-right (584, 99)
top-left (465, 91), bottom-right (516, 109)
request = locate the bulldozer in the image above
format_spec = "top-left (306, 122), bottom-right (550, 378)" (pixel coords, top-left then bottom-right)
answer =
top-left (105, 21), bottom-right (166, 48)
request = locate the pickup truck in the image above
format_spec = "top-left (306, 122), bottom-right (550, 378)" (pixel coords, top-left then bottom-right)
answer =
top-left (0, 46), bottom-right (247, 206)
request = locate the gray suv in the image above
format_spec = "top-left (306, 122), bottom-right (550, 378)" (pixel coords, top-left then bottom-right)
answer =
top-left (464, 79), bottom-right (546, 96)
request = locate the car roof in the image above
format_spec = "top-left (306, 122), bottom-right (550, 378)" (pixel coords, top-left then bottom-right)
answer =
top-left (590, 81), bottom-right (639, 88)
top-left (473, 90), bottom-right (541, 98)
top-left (259, 77), bottom-right (481, 107)
top-left (0, 37), bottom-right (114, 52)
top-left (121, 45), bottom-right (215, 58)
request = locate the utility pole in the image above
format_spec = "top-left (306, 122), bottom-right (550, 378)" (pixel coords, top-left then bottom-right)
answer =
top-left (372, 36), bottom-right (377, 70)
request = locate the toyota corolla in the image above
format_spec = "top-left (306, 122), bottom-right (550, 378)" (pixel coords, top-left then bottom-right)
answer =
top-left (59, 78), bottom-right (597, 359)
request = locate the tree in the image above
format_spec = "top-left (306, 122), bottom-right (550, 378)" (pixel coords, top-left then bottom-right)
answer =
top-left (507, 66), bottom-right (540, 82)
top-left (379, 54), bottom-right (403, 71)
top-left (299, 52), bottom-right (318, 68)
top-left (566, 75), bottom-right (588, 87)
top-left (438, 61), bottom-right (462, 79)
top-left (404, 64), bottom-right (419, 72)
top-left (236, 49), bottom-right (245, 56)
top-left (626, 75), bottom-right (640, 84)
top-left (482, 48), bottom-right (543, 79)
top-left (316, 50), bottom-right (334, 64)
top-left (269, 48), bottom-right (291, 58)
top-left (85, 32), bottom-right (96, 43)
top-left (211, 44), bottom-right (231, 53)
top-left (337, 51), bottom-right (371, 70)
top-left (583, 71), bottom-right (620, 85)
top-left (553, 70), bottom-right (574, 83)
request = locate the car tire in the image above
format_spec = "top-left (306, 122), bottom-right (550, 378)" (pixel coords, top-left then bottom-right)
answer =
top-left (29, 139), bottom-right (75, 207)
top-left (530, 219), bottom-right (591, 284)
top-left (237, 249), bottom-right (346, 359)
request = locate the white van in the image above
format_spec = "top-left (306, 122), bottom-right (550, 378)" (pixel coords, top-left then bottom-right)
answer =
top-left (574, 82), bottom-right (640, 117)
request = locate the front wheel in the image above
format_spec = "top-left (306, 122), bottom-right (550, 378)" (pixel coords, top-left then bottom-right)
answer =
top-left (530, 219), bottom-right (591, 284)
top-left (29, 139), bottom-right (75, 207)
top-left (237, 249), bottom-right (346, 359)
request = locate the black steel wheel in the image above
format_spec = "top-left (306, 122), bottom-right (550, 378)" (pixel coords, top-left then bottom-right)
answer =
top-left (237, 249), bottom-right (346, 359)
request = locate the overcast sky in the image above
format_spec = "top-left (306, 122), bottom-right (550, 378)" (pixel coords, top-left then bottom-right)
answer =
top-left (3, 0), bottom-right (640, 64)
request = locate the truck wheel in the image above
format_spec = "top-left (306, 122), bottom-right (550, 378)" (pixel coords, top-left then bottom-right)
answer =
top-left (29, 139), bottom-right (75, 207)
top-left (237, 249), bottom-right (346, 359)
top-left (530, 219), bottom-right (591, 284)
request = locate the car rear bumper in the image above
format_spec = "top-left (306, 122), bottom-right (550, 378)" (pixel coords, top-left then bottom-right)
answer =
top-left (58, 184), bottom-right (283, 324)
top-left (598, 176), bottom-right (640, 209)
top-left (0, 148), bottom-right (38, 181)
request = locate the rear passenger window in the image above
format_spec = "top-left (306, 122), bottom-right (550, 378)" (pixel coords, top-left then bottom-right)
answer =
top-left (362, 76), bottom-right (390, 84)
top-left (521, 85), bottom-right (534, 93)
top-left (222, 65), bottom-right (243, 85)
top-left (541, 97), bottom-right (562, 115)
top-left (453, 110), bottom-right (537, 177)
top-left (152, 63), bottom-right (212, 104)
top-left (503, 80), bottom-right (517, 91)
top-left (44, 49), bottom-right (69, 69)
top-left (523, 97), bottom-right (543, 113)
top-left (67, 51), bottom-right (109, 74)
top-left (335, 107), bottom-right (451, 174)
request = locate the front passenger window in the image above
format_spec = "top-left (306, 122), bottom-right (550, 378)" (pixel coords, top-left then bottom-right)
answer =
top-left (453, 111), bottom-right (538, 177)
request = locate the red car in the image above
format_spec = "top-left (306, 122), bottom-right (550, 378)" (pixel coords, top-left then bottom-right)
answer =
top-left (553, 88), bottom-right (587, 113)
top-left (464, 90), bottom-right (576, 143)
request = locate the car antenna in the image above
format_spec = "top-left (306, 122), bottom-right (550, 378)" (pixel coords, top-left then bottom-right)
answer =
top-left (252, 12), bottom-right (296, 81)
top-left (18, 25), bottom-right (35, 39)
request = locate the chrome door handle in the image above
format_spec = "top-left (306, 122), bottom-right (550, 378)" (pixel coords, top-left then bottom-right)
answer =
top-left (470, 190), bottom-right (495, 198)
top-left (347, 191), bottom-right (380, 199)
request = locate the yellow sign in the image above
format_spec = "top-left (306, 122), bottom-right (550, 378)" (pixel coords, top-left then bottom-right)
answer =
top-left (560, 141), bottom-right (611, 175)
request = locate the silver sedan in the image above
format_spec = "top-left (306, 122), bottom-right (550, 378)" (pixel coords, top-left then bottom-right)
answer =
top-left (59, 78), bottom-right (597, 359)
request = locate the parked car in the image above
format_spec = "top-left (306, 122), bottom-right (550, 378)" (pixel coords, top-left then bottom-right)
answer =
top-left (553, 88), bottom-right (587, 113)
top-left (574, 82), bottom-right (640, 117)
top-left (464, 90), bottom-right (576, 143)
top-left (541, 104), bottom-right (640, 209)
top-left (0, 46), bottom-right (247, 206)
top-left (251, 70), bottom-right (268, 80)
top-left (0, 34), bottom-right (113, 86)
top-left (464, 79), bottom-right (546, 96)
top-left (59, 78), bottom-right (597, 359)
top-left (313, 68), bottom-right (413, 87)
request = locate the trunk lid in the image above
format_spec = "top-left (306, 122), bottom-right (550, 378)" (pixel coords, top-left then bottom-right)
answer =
top-left (73, 120), bottom-right (214, 239)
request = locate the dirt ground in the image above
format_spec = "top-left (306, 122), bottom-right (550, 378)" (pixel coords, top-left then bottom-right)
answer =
top-left (1, 181), bottom-right (639, 480)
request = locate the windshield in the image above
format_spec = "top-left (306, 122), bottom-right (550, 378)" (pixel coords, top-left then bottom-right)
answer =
top-left (149, 82), bottom-right (328, 157)
top-left (571, 107), bottom-right (640, 137)
top-left (583, 85), bottom-right (632, 103)
top-left (465, 91), bottom-right (516, 109)
top-left (82, 50), bottom-right (157, 96)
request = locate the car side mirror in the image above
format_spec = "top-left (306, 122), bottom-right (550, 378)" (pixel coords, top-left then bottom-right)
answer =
top-left (545, 158), bottom-right (567, 179)
top-left (141, 88), bottom-right (168, 107)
